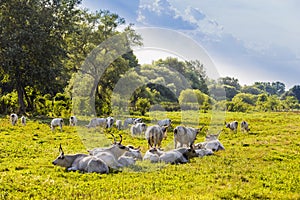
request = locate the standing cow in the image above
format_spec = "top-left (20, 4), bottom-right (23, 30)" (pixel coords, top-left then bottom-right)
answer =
top-left (51, 118), bottom-right (64, 131)
top-left (225, 121), bottom-right (238, 133)
top-left (69, 116), bottom-right (77, 126)
top-left (173, 126), bottom-right (203, 148)
top-left (145, 125), bottom-right (168, 149)
top-left (241, 120), bottom-right (250, 132)
top-left (10, 113), bottom-right (18, 126)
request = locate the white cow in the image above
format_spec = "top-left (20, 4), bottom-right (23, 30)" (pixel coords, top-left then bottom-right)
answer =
top-left (123, 118), bottom-right (142, 128)
top-left (143, 148), bottom-right (163, 163)
top-left (106, 116), bottom-right (114, 128)
top-left (130, 123), bottom-right (147, 136)
top-left (241, 121), bottom-right (250, 132)
top-left (88, 134), bottom-right (130, 170)
top-left (159, 147), bottom-right (198, 164)
top-left (51, 118), bottom-right (64, 131)
top-left (52, 144), bottom-right (109, 174)
top-left (10, 113), bottom-right (18, 126)
top-left (86, 118), bottom-right (107, 128)
top-left (69, 116), bottom-right (77, 126)
top-left (123, 146), bottom-right (143, 160)
top-left (20, 116), bottom-right (26, 126)
top-left (157, 118), bottom-right (172, 127)
top-left (116, 120), bottom-right (122, 130)
top-left (195, 140), bottom-right (225, 152)
top-left (145, 125), bottom-right (168, 149)
top-left (173, 126), bottom-right (203, 148)
top-left (225, 121), bottom-right (238, 133)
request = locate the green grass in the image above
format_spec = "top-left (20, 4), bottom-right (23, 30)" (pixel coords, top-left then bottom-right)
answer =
top-left (0, 112), bottom-right (299, 199)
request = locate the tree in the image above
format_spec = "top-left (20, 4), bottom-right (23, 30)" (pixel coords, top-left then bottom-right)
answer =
top-left (0, 0), bottom-right (82, 113)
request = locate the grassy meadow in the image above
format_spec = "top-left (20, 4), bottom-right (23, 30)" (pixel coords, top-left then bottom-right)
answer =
top-left (0, 111), bottom-right (299, 199)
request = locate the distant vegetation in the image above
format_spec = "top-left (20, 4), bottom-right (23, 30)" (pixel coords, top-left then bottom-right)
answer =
top-left (1, 0), bottom-right (300, 117)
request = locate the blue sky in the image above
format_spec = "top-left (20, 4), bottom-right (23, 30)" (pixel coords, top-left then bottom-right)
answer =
top-left (80, 0), bottom-right (300, 89)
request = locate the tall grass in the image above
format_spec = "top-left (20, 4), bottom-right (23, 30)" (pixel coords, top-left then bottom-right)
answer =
top-left (0, 112), bottom-right (299, 199)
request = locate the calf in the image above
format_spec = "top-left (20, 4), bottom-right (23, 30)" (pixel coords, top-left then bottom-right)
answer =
top-left (241, 121), bottom-right (250, 132)
top-left (145, 125), bottom-right (168, 149)
top-left (52, 144), bottom-right (109, 174)
top-left (130, 123), bottom-right (147, 136)
top-left (225, 121), bottom-right (238, 133)
top-left (10, 113), bottom-right (18, 126)
top-left (51, 118), bottom-right (64, 131)
top-left (69, 116), bottom-right (77, 126)
top-left (86, 118), bottom-right (107, 128)
top-left (20, 116), bottom-right (26, 126)
top-left (173, 126), bottom-right (203, 148)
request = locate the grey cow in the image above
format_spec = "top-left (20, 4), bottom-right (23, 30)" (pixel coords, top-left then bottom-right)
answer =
top-left (52, 144), bottom-right (109, 174)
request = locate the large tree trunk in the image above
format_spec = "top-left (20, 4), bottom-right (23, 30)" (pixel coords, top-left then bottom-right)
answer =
top-left (16, 84), bottom-right (26, 114)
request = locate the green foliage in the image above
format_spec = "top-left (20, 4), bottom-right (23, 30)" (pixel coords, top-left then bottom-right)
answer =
top-left (0, 112), bottom-right (299, 199)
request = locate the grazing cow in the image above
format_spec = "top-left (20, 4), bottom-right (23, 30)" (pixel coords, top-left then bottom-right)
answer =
top-left (241, 121), bottom-right (250, 132)
top-left (173, 126), bottom-right (203, 148)
top-left (52, 144), bottom-right (109, 174)
top-left (116, 120), bottom-right (122, 130)
top-left (225, 121), bottom-right (238, 133)
top-left (86, 118), bottom-right (107, 128)
top-left (51, 118), bottom-right (64, 131)
top-left (145, 125), bottom-right (168, 149)
top-left (157, 118), bottom-right (172, 127)
top-left (143, 148), bottom-right (163, 163)
top-left (106, 116), bottom-right (114, 128)
top-left (69, 116), bottom-right (77, 126)
top-left (10, 113), bottom-right (18, 126)
top-left (159, 146), bottom-right (198, 164)
top-left (130, 123), bottom-right (147, 136)
top-left (20, 116), bottom-right (26, 126)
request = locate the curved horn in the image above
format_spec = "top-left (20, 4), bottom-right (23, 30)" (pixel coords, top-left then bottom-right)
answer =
top-left (59, 144), bottom-right (64, 155)
top-left (110, 133), bottom-right (116, 143)
top-left (118, 134), bottom-right (123, 144)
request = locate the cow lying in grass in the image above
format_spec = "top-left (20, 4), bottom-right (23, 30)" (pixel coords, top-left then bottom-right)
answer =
top-left (52, 144), bottom-right (109, 174)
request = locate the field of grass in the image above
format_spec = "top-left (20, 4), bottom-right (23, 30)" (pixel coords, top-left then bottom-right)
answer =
top-left (0, 111), bottom-right (299, 199)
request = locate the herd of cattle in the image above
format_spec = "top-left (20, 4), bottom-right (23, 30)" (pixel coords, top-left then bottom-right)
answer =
top-left (8, 113), bottom-right (250, 174)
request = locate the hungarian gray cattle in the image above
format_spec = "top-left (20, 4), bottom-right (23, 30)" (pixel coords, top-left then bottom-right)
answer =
top-left (106, 116), bottom-right (114, 128)
top-left (51, 118), bottom-right (64, 131)
top-left (145, 125), bottom-right (168, 149)
top-left (159, 146), bottom-right (198, 164)
top-left (195, 140), bottom-right (225, 152)
top-left (116, 120), bottom-right (122, 130)
top-left (86, 118), bottom-right (107, 128)
top-left (123, 146), bottom-right (143, 160)
top-left (52, 144), bottom-right (109, 174)
top-left (123, 118), bottom-right (142, 128)
top-left (88, 134), bottom-right (130, 169)
top-left (130, 123), bottom-right (147, 136)
top-left (241, 120), bottom-right (250, 132)
top-left (69, 116), bottom-right (77, 126)
top-left (173, 126), bottom-right (203, 148)
top-left (117, 156), bottom-right (136, 167)
top-left (143, 148), bottom-right (163, 163)
top-left (10, 113), bottom-right (18, 126)
top-left (225, 121), bottom-right (238, 133)
top-left (157, 118), bottom-right (172, 127)
top-left (20, 116), bottom-right (26, 126)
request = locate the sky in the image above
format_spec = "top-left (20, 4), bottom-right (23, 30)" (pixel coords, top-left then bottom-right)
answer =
top-left (80, 0), bottom-right (300, 89)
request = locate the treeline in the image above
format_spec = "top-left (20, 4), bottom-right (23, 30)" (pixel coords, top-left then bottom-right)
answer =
top-left (1, 1), bottom-right (299, 117)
